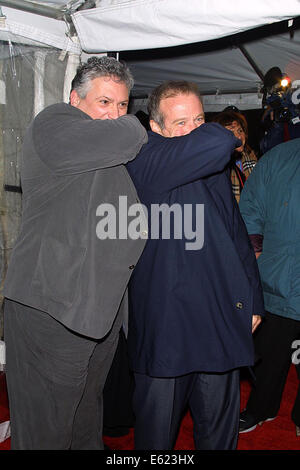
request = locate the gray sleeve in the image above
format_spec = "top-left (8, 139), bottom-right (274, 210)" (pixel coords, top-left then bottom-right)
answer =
top-left (33, 107), bottom-right (148, 175)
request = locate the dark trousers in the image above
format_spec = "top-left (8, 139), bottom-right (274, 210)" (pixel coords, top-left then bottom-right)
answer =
top-left (103, 328), bottom-right (135, 436)
top-left (246, 311), bottom-right (300, 425)
top-left (133, 369), bottom-right (240, 450)
top-left (4, 298), bottom-right (122, 450)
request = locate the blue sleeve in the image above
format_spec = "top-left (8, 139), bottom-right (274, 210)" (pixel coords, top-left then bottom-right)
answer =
top-left (127, 123), bottom-right (239, 192)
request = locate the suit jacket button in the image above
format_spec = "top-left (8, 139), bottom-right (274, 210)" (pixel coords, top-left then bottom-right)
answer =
top-left (129, 265), bottom-right (135, 270)
top-left (236, 302), bottom-right (243, 309)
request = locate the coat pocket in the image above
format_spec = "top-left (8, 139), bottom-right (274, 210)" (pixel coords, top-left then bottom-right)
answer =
top-left (31, 236), bottom-right (86, 308)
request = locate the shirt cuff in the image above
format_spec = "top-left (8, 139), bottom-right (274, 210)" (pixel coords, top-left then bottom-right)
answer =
top-left (249, 234), bottom-right (263, 253)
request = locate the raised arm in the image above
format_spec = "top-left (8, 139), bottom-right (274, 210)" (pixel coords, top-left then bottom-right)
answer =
top-left (129, 123), bottom-right (239, 191)
top-left (33, 104), bottom-right (148, 175)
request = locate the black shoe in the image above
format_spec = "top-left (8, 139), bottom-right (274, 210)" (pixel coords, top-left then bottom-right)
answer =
top-left (239, 409), bottom-right (276, 433)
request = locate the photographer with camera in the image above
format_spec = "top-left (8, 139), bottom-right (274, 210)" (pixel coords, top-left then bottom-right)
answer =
top-left (260, 67), bottom-right (300, 153)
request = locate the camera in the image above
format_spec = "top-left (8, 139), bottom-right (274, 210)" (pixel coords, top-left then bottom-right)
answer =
top-left (260, 67), bottom-right (300, 154)
top-left (262, 67), bottom-right (299, 123)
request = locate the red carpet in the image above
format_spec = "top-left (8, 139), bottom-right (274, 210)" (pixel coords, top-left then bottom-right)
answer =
top-left (1, 367), bottom-right (299, 450)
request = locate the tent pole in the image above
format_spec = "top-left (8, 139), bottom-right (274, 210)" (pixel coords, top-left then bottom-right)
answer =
top-left (63, 53), bottom-right (80, 104)
top-left (238, 45), bottom-right (265, 82)
top-left (0, 0), bottom-right (65, 20)
top-left (34, 50), bottom-right (46, 117)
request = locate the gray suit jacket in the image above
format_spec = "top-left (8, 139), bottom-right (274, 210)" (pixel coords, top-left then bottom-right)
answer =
top-left (4, 103), bottom-right (148, 339)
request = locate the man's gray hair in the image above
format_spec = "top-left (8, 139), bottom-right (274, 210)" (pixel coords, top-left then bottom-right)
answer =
top-left (148, 80), bottom-right (203, 129)
top-left (71, 56), bottom-right (134, 98)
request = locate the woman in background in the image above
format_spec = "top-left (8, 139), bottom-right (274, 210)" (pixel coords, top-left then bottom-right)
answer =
top-left (213, 110), bottom-right (257, 203)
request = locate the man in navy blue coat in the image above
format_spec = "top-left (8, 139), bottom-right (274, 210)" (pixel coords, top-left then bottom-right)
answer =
top-left (126, 81), bottom-right (264, 450)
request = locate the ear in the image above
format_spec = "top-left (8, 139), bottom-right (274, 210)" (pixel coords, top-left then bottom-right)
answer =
top-left (150, 119), bottom-right (163, 135)
top-left (70, 90), bottom-right (80, 108)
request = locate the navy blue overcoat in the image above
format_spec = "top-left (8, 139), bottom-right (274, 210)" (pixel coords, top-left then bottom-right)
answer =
top-left (127, 123), bottom-right (264, 377)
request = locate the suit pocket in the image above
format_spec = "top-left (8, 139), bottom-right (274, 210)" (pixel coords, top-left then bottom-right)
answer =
top-left (31, 236), bottom-right (86, 308)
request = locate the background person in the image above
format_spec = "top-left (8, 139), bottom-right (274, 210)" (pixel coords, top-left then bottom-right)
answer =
top-left (126, 80), bottom-right (264, 450)
top-left (239, 138), bottom-right (300, 435)
top-left (3, 56), bottom-right (148, 450)
top-left (212, 110), bottom-right (258, 203)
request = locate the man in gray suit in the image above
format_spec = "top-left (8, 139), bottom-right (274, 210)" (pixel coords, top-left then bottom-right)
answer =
top-left (3, 56), bottom-right (148, 449)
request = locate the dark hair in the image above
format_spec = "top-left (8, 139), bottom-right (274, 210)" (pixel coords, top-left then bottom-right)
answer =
top-left (71, 56), bottom-right (134, 98)
top-left (212, 111), bottom-right (248, 138)
top-left (148, 80), bottom-right (203, 129)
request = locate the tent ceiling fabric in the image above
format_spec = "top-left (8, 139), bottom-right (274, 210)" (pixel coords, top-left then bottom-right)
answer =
top-left (121, 28), bottom-right (300, 98)
top-left (1, 0), bottom-right (300, 106)
top-left (124, 44), bottom-right (261, 97)
top-left (72, 0), bottom-right (300, 52)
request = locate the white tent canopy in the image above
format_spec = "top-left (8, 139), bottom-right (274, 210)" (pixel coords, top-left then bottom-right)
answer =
top-left (1, 0), bottom-right (299, 53)
top-left (1, 0), bottom-right (300, 107)
top-left (72, 0), bottom-right (300, 52)
top-left (0, 3), bottom-right (81, 53)
top-left (0, 0), bottom-right (300, 109)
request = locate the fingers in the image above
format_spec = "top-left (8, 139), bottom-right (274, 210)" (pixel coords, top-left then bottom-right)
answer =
top-left (252, 315), bottom-right (262, 333)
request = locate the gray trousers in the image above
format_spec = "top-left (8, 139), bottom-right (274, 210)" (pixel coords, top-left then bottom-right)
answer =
top-left (133, 369), bottom-right (240, 450)
top-left (4, 299), bottom-right (122, 450)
